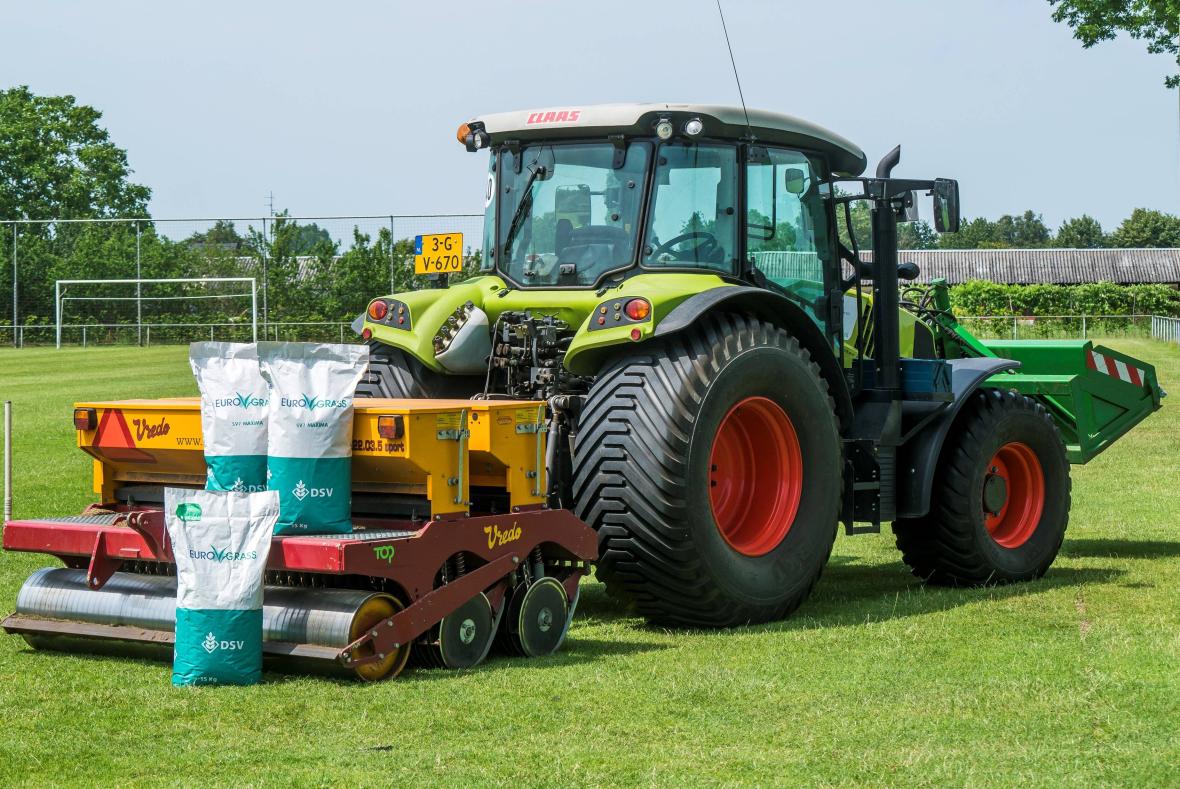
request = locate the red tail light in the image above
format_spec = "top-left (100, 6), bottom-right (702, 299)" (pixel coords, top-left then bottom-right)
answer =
top-left (73, 408), bottom-right (97, 431)
top-left (624, 299), bottom-right (651, 321)
top-left (368, 300), bottom-right (389, 321)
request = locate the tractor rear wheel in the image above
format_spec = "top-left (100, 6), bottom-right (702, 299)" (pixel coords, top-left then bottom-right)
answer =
top-left (354, 342), bottom-right (481, 399)
top-left (572, 313), bottom-right (841, 627)
top-left (893, 389), bottom-right (1070, 585)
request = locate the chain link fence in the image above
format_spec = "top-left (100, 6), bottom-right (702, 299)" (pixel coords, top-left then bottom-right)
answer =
top-left (0, 214), bottom-right (484, 346)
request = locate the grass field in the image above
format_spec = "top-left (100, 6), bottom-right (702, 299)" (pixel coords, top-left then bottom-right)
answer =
top-left (1, 341), bottom-right (1178, 786)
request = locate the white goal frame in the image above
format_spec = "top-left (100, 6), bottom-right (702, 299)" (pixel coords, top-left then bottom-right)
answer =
top-left (54, 277), bottom-right (257, 348)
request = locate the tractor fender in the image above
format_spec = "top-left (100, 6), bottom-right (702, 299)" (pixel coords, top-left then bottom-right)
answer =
top-left (896, 357), bottom-right (1021, 519)
top-left (653, 286), bottom-right (853, 430)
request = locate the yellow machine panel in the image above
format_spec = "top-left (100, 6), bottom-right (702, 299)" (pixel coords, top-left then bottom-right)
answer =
top-left (74, 397), bottom-right (548, 517)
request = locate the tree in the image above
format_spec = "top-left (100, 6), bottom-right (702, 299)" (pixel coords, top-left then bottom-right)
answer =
top-left (1110, 207), bottom-right (1180, 247)
top-left (1054, 215), bottom-right (1108, 247)
top-left (937, 211), bottom-right (1051, 248)
top-left (188, 220), bottom-right (245, 250)
top-left (994, 210), bottom-right (1053, 247)
top-left (0, 86), bottom-right (150, 220)
top-left (898, 220), bottom-right (937, 250)
top-left (1048, 0), bottom-right (1180, 88)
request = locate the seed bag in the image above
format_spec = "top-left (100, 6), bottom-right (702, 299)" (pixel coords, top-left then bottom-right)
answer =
top-left (165, 487), bottom-right (278, 687)
top-left (189, 342), bottom-right (269, 492)
top-left (257, 342), bottom-right (368, 535)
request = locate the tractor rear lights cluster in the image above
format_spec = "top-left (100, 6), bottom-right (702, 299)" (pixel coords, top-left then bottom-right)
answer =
top-left (589, 298), bottom-right (652, 332)
top-left (433, 301), bottom-right (476, 355)
top-left (367, 299), bottom-right (411, 330)
top-left (73, 408), bottom-right (97, 431)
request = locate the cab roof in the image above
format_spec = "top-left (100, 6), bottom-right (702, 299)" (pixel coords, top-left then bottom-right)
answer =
top-left (469, 103), bottom-right (867, 176)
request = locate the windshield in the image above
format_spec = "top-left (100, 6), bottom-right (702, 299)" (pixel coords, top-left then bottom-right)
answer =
top-left (497, 142), bottom-right (649, 286)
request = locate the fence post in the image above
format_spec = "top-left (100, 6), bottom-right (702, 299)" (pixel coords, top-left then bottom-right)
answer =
top-left (82, 326), bottom-right (86, 348)
top-left (1012, 316), bottom-right (1017, 340)
top-left (10, 223), bottom-right (16, 349)
top-left (1081, 315), bottom-right (1086, 339)
top-left (146, 325), bottom-right (150, 347)
top-left (4, 400), bottom-right (12, 523)
top-left (135, 220), bottom-right (142, 346)
top-left (339, 323), bottom-right (344, 343)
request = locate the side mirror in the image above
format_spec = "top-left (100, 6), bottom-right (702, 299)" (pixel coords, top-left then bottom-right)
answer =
top-left (784, 168), bottom-right (807, 196)
top-left (903, 191), bottom-right (920, 223)
top-left (932, 178), bottom-right (960, 233)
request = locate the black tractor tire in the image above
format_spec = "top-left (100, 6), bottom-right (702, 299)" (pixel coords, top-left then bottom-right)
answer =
top-left (571, 313), bottom-right (842, 627)
top-left (893, 389), bottom-right (1071, 586)
top-left (355, 342), bottom-right (482, 399)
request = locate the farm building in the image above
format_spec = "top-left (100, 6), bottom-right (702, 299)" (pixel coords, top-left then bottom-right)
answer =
top-left (888, 248), bottom-right (1180, 286)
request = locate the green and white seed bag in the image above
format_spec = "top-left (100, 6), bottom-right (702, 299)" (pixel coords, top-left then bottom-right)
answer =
top-left (257, 342), bottom-right (368, 535)
top-left (189, 342), bottom-right (269, 493)
top-left (165, 487), bottom-right (279, 687)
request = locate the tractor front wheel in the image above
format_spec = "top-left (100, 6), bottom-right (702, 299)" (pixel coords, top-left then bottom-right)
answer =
top-left (572, 313), bottom-right (841, 627)
top-left (893, 389), bottom-right (1071, 585)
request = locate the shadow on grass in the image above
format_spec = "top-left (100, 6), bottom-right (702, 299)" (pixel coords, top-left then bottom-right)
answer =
top-left (1061, 538), bottom-right (1180, 560)
top-left (583, 558), bottom-right (1125, 636)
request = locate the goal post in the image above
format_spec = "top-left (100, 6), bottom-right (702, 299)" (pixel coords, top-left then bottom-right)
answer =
top-left (54, 277), bottom-right (257, 349)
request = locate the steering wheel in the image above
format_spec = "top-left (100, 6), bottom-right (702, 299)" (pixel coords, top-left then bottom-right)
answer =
top-left (652, 231), bottom-right (720, 262)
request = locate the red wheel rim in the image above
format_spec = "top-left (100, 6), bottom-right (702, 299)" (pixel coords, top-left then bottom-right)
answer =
top-left (983, 441), bottom-right (1045, 549)
top-left (708, 396), bottom-right (803, 557)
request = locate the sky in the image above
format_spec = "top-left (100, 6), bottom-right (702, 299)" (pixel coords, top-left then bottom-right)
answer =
top-left (3, 0), bottom-right (1179, 232)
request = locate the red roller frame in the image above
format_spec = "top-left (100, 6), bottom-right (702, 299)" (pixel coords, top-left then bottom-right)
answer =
top-left (2, 506), bottom-right (597, 671)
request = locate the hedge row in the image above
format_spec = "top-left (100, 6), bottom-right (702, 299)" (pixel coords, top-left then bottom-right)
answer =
top-left (948, 281), bottom-right (1180, 317)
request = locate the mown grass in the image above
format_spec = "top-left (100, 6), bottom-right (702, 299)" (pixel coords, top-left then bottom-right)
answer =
top-left (0, 340), bottom-right (1178, 787)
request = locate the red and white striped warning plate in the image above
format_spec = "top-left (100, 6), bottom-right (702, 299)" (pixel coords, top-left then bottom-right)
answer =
top-left (1087, 349), bottom-right (1146, 387)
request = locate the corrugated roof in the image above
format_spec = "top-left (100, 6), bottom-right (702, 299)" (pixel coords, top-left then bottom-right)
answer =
top-left (870, 248), bottom-right (1180, 285)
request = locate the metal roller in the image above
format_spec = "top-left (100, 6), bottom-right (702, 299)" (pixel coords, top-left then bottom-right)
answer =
top-left (8, 567), bottom-right (409, 680)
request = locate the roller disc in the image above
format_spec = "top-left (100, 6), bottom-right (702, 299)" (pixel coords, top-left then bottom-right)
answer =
top-left (432, 592), bottom-right (495, 670)
top-left (346, 594), bottom-right (411, 682)
top-left (509, 577), bottom-right (570, 658)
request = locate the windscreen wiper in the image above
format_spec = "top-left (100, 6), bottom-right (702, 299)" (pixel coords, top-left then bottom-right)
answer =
top-left (501, 162), bottom-right (547, 259)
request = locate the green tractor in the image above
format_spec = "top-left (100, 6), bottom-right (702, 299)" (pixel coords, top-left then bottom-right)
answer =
top-left (355, 104), bottom-right (1163, 627)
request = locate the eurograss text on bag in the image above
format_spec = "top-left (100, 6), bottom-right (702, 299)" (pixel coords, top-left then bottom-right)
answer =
top-left (257, 342), bottom-right (368, 535)
top-left (189, 342), bottom-right (269, 492)
top-left (165, 487), bottom-right (279, 686)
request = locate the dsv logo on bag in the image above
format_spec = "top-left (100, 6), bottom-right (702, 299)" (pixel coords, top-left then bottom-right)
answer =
top-left (202, 632), bottom-right (246, 654)
top-left (292, 480), bottom-right (334, 501)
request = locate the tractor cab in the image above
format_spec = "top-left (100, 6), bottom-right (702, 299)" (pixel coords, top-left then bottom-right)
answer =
top-left (462, 104), bottom-right (869, 329)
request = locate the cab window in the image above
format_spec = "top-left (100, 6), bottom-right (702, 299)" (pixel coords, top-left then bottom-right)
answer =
top-left (643, 143), bottom-right (738, 273)
top-left (746, 148), bottom-right (830, 313)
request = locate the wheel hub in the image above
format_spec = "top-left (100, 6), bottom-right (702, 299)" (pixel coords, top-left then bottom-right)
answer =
top-left (982, 442), bottom-right (1045, 549)
top-left (708, 396), bottom-right (803, 557)
top-left (982, 472), bottom-right (1008, 515)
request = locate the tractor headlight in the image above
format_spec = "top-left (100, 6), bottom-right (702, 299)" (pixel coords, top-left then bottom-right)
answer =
top-left (683, 118), bottom-right (703, 136)
top-left (655, 119), bottom-right (674, 140)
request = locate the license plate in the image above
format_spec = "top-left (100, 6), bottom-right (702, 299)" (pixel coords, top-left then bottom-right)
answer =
top-left (414, 233), bottom-right (464, 274)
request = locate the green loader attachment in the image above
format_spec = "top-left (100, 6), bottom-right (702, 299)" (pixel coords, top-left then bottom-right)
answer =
top-left (925, 280), bottom-right (1164, 465)
top-left (985, 340), bottom-right (1163, 464)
